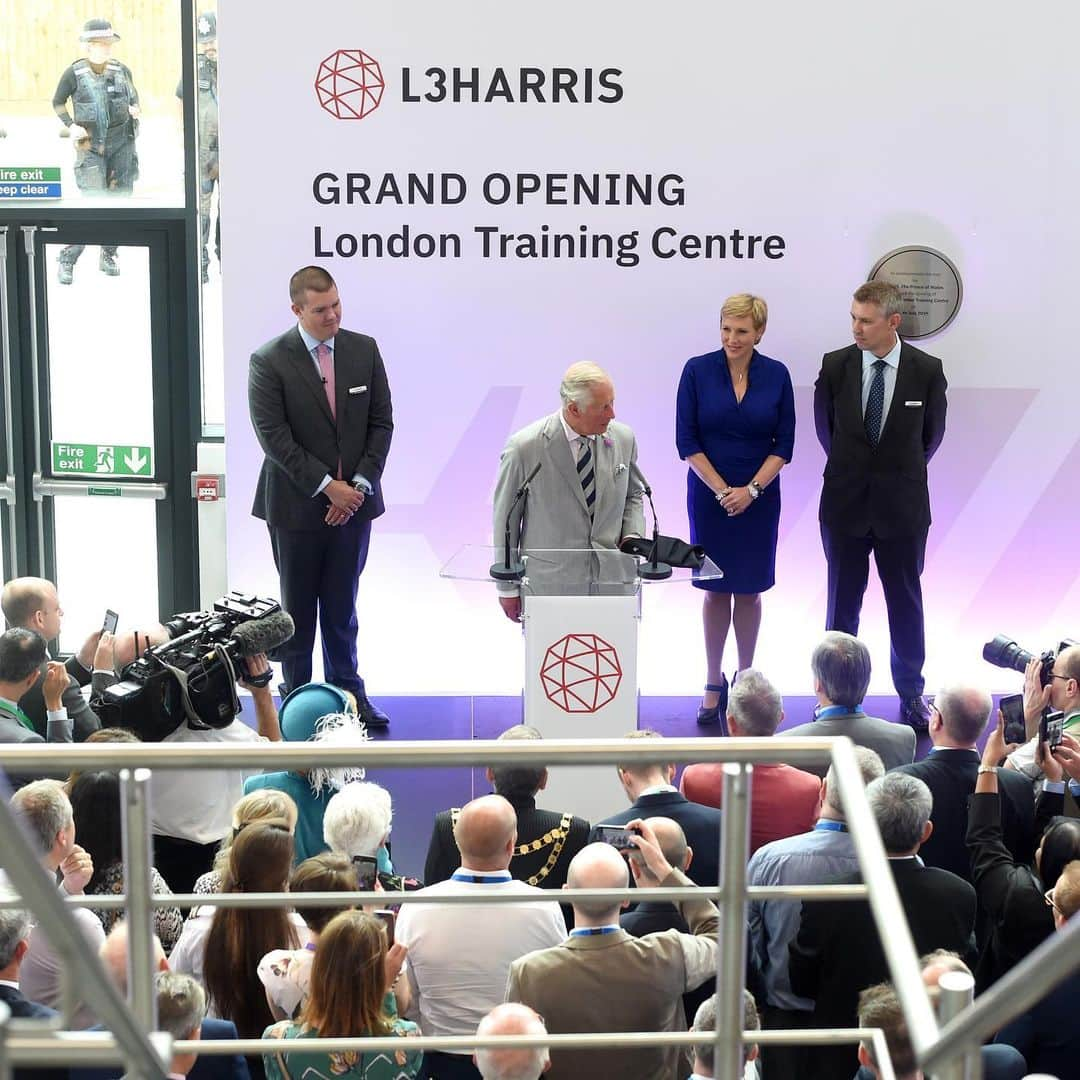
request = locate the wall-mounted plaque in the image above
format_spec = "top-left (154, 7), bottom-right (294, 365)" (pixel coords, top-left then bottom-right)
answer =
top-left (868, 246), bottom-right (962, 339)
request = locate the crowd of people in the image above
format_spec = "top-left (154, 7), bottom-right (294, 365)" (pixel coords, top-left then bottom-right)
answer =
top-left (2, 572), bottom-right (1080, 1078)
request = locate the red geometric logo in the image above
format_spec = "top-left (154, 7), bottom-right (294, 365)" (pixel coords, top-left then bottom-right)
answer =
top-left (315, 49), bottom-right (386, 120)
top-left (540, 633), bottom-right (622, 714)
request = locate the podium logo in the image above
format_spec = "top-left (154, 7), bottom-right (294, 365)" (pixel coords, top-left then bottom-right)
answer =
top-left (315, 49), bottom-right (386, 120)
top-left (541, 633), bottom-right (622, 714)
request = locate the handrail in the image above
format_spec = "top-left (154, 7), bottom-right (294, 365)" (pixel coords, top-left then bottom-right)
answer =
top-left (4, 732), bottom-right (1070, 1079)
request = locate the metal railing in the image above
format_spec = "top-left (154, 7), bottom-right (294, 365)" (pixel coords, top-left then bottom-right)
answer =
top-left (0, 735), bottom-right (1074, 1080)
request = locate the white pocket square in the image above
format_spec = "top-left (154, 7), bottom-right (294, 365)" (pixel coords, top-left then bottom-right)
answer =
top-left (904, 400), bottom-right (923, 407)
top-left (348, 385), bottom-right (368, 395)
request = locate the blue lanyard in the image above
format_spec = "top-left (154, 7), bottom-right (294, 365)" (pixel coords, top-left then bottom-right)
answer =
top-left (570, 926), bottom-right (620, 937)
top-left (450, 871), bottom-right (512, 884)
top-left (814, 705), bottom-right (865, 720)
top-left (814, 820), bottom-right (848, 833)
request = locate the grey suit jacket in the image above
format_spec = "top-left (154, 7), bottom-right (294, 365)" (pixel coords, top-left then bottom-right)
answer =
top-left (1, 702), bottom-right (73, 788)
top-left (506, 868), bottom-right (716, 1080)
top-left (249, 326), bottom-right (393, 530)
top-left (783, 711), bottom-right (915, 776)
top-left (492, 413), bottom-right (645, 590)
top-left (20, 655), bottom-right (100, 742)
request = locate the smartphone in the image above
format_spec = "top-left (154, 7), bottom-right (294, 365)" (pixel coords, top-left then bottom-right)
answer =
top-left (595, 825), bottom-right (639, 851)
top-left (999, 693), bottom-right (1026, 746)
top-left (374, 909), bottom-right (396, 943)
top-left (352, 855), bottom-right (378, 891)
top-left (102, 609), bottom-right (119, 634)
top-left (1040, 710), bottom-right (1066, 751)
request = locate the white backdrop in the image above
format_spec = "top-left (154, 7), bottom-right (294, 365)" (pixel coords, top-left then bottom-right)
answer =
top-left (219, 1), bottom-right (1080, 695)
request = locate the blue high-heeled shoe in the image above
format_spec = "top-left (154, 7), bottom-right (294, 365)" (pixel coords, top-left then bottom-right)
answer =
top-left (697, 674), bottom-right (729, 735)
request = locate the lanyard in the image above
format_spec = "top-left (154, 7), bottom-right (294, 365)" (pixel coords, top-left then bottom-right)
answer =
top-left (814, 820), bottom-right (848, 833)
top-left (0, 704), bottom-right (36, 732)
top-left (813, 705), bottom-right (865, 721)
top-left (450, 871), bottom-right (511, 884)
top-left (570, 926), bottom-right (619, 937)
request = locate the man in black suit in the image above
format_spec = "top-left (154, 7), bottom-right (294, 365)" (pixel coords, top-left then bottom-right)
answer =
top-left (814, 280), bottom-right (947, 730)
top-left (590, 730), bottom-right (722, 887)
top-left (424, 724), bottom-right (590, 890)
top-left (789, 772), bottom-right (976, 1080)
top-left (1, 576), bottom-right (101, 741)
top-left (893, 685), bottom-right (1034, 881)
top-left (249, 265), bottom-right (393, 727)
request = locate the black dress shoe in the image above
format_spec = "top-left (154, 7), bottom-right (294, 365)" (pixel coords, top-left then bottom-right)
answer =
top-left (356, 696), bottom-right (390, 729)
top-left (900, 695), bottom-right (931, 731)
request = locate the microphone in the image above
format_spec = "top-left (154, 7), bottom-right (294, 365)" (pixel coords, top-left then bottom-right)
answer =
top-left (628, 462), bottom-right (671, 581)
top-left (230, 610), bottom-right (296, 656)
top-left (490, 461), bottom-right (543, 582)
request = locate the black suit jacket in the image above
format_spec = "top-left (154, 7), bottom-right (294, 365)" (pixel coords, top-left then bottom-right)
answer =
top-left (248, 326), bottom-right (393, 530)
top-left (424, 793), bottom-right (591, 891)
top-left (893, 750), bottom-right (1035, 881)
top-left (789, 857), bottom-right (976, 1080)
top-left (814, 341), bottom-right (947, 537)
top-left (0, 984), bottom-right (67, 1080)
top-left (591, 791), bottom-right (722, 887)
top-left (20, 655), bottom-right (100, 742)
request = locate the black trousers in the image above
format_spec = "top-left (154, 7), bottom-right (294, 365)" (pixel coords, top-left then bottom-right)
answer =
top-left (152, 834), bottom-right (218, 898)
top-left (760, 1004), bottom-right (816, 1079)
top-left (269, 518), bottom-right (371, 697)
top-left (821, 523), bottom-right (927, 698)
top-left (420, 1051), bottom-right (481, 1080)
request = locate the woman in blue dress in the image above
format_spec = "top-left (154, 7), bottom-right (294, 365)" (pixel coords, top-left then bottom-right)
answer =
top-left (675, 294), bottom-right (795, 728)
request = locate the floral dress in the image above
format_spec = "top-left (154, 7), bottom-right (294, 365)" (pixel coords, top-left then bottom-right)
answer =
top-left (89, 862), bottom-right (184, 953)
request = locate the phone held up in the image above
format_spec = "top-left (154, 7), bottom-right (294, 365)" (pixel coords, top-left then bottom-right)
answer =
top-left (352, 855), bottom-right (378, 892)
top-left (999, 693), bottom-right (1027, 746)
top-left (595, 824), bottom-right (641, 852)
top-left (1040, 709), bottom-right (1066, 752)
top-left (102, 609), bottom-right (119, 635)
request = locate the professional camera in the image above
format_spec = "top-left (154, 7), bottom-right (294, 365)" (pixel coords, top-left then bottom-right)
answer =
top-left (94, 592), bottom-right (294, 741)
top-left (982, 635), bottom-right (1077, 688)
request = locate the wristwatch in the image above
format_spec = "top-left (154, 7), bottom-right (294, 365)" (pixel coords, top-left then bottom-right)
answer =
top-left (977, 765), bottom-right (998, 776)
top-left (747, 480), bottom-right (763, 500)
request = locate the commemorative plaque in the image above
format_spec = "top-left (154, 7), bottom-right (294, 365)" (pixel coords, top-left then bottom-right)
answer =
top-left (868, 246), bottom-right (962, 339)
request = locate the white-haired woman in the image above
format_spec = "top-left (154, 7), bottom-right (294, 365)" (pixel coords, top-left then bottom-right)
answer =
top-left (324, 782), bottom-right (421, 892)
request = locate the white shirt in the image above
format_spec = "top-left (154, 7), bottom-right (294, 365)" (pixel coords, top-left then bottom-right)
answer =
top-left (861, 334), bottom-right (902, 431)
top-left (559, 411), bottom-right (594, 459)
top-left (150, 719), bottom-right (265, 844)
top-left (395, 873), bottom-right (567, 1051)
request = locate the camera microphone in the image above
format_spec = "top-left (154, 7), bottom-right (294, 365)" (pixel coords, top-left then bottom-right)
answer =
top-left (231, 610), bottom-right (295, 656)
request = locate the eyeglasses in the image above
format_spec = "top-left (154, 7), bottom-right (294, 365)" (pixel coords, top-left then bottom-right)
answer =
top-left (1044, 888), bottom-right (1063, 917)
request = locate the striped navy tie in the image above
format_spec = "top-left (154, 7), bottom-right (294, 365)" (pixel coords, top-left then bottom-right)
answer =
top-left (577, 438), bottom-right (596, 517)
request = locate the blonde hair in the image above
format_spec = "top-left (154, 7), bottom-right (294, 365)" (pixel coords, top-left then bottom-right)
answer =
top-left (720, 293), bottom-right (768, 332)
top-left (212, 789), bottom-right (299, 874)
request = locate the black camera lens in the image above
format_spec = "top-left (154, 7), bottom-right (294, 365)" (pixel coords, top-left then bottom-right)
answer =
top-left (982, 635), bottom-right (1035, 675)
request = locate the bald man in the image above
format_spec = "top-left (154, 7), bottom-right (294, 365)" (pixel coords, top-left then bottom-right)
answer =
top-left (395, 796), bottom-right (566, 1080)
top-left (491, 362), bottom-right (645, 622)
top-left (474, 1003), bottom-right (550, 1080)
top-left (507, 820), bottom-right (718, 1080)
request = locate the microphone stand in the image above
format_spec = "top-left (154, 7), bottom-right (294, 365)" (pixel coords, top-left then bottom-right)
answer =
top-left (636, 478), bottom-right (672, 581)
top-left (490, 462), bottom-right (542, 581)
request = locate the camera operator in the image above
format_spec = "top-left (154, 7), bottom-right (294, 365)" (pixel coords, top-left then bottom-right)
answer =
top-left (95, 649), bottom-right (281, 894)
top-left (1004, 645), bottom-right (1080, 784)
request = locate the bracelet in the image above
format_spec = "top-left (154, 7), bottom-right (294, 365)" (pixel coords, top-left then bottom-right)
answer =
top-left (715, 488), bottom-right (732, 502)
top-left (747, 480), bottom-right (762, 500)
top-left (977, 765), bottom-right (998, 776)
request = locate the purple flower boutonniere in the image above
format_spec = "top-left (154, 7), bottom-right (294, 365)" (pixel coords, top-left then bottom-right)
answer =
top-left (602, 433), bottom-right (614, 449)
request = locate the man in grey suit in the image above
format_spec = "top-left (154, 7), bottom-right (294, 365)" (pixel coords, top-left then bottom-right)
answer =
top-left (492, 361), bottom-right (644, 622)
top-left (248, 266), bottom-right (393, 726)
top-left (784, 632), bottom-right (915, 776)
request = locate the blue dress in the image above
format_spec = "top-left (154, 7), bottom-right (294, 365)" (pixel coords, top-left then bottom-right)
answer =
top-left (675, 348), bottom-right (795, 593)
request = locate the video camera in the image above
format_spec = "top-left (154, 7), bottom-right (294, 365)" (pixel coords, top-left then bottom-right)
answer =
top-left (94, 592), bottom-right (294, 741)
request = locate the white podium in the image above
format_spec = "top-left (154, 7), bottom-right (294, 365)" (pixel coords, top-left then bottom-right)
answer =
top-left (441, 546), bottom-right (722, 821)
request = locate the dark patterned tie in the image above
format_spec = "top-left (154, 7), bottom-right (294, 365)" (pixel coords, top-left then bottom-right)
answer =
top-left (864, 359), bottom-right (887, 447)
top-left (577, 438), bottom-right (596, 517)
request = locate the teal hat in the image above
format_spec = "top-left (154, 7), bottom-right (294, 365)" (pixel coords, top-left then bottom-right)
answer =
top-left (279, 682), bottom-right (352, 743)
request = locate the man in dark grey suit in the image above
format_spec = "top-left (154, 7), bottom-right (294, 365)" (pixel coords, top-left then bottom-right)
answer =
top-left (784, 632), bottom-right (915, 776)
top-left (249, 266), bottom-right (393, 726)
top-left (814, 280), bottom-right (947, 730)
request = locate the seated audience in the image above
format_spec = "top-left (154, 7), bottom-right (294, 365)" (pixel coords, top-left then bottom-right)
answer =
top-left (170, 823), bottom-right (306, 1080)
top-left (893, 687), bottom-right (1034, 882)
top-left (8, 779), bottom-right (104, 1027)
top-left (243, 682), bottom-right (369, 864)
top-left (788, 772), bottom-right (976, 1080)
top-left (2, 575), bottom-right (101, 740)
top-left (687, 991), bottom-right (760, 1080)
top-left (192, 789), bottom-right (299, 898)
top-left (680, 669), bottom-right (822, 853)
top-left (590, 730), bottom-right (722, 887)
top-left (262, 911), bottom-right (420, 1080)
top-left (747, 745), bottom-right (884, 1079)
top-left (258, 852), bottom-right (367, 1020)
top-left (854, 983), bottom-right (919, 1080)
top-left (1004, 647), bottom-right (1080, 784)
top-left (154, 971), bottom-right (209, 1080)
top-left (0, 906), bottom-right (66, 1080)
top-left (474, 1003), bottom-right (550, 1080)
top-left (507, 821), bottom-right (717, 1080)
top-left (397, 795), bottom-right (566, 1080)
top-left (0, 630), bottom-right (73, 785)
top-left (967, 712), bottom-right (1080, 988)
top-left (993, 859), bottom-right (1080, 1076)
top-left (424, 724), bottom-right (590, 891)
top-left (784, 632), bottom-right (916, 773)
top-left (69, 769), bottom-right (184, 951)
top-left (322, 781), bottom-right (410, 887)
top-left (75, 921), bottom-right (249, 1080)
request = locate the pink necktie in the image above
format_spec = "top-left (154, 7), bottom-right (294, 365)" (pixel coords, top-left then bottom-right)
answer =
top-left (316, 342), bottom-right (336, 420)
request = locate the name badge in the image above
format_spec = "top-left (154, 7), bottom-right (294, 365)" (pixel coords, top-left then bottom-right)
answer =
top-left (904, 400), bottom-right (923, 407)
top-left (349, 385), bottom-right (368, 395)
